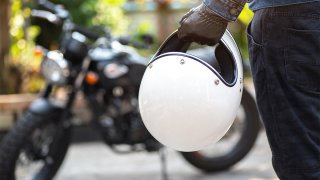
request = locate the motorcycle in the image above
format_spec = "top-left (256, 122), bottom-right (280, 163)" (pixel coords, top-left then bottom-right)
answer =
top-left (0, 1), bottom-right (261, 179)
top-left (0, 1), bottom-right (155, 179)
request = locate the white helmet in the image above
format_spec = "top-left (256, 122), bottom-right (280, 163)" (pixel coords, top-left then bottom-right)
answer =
top-left (139, 30), bottom-right (243, 152)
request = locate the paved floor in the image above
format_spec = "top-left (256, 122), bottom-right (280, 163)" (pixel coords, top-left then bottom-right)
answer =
top-left (55, 130), bottom-right (278, 180)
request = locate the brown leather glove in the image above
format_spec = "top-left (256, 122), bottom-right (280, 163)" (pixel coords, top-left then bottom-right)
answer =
top-left (178, 3), bottom-right (229, 46)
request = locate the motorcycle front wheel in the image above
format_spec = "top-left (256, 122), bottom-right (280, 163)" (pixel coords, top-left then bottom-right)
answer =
top-left (0, 110), bottom-right (71, 180)
top-left (180, 88), bottom-right (261, 172)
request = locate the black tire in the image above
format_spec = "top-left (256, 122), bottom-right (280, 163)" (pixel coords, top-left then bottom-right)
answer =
top-left (0, 110), bottom-right (71, 180)
top-left (180, 88), bottom-right (261, 172)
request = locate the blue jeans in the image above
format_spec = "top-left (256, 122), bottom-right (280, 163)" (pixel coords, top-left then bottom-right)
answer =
top-left (247, 2), bottom-right (320, 179)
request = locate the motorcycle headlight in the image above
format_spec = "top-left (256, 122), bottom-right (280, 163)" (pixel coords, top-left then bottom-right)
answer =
top-left (40, 51), bottom-right (70, 85)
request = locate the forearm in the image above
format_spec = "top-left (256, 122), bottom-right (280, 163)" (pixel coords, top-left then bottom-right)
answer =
top-left (203, 0), bottom-right (247, 21)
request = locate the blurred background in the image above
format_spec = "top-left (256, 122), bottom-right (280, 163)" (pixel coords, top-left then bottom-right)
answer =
top-left (0, 1), bottom-right (277, 180)
top-left (0, 0), bottom-right (252, 128)
top-left (0, 0), bottom-right (252, 93)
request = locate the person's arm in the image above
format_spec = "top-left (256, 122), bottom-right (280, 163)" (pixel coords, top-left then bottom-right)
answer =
top-left (203, 0), bottom-right (246, 21)
top-left (178, 0), bottom-right (246, 45)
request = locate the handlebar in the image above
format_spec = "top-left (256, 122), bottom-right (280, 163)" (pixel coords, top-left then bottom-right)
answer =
top-left (33, 0), bottom-right (100, 40)
top-left (38, 0), bottom-right (69, 19)
top-left (117, 37), bottom-right (141, 48)
top-left (72, 24), bottom-right (100, 40)
top-left (32, 10), bottom-right (99, 40)
top-left (117, 36), bottom-right (151, 49)
top-left (38, 0), bottom-right (55, 11)
top-left (31, 10), bottom-right (61, 24)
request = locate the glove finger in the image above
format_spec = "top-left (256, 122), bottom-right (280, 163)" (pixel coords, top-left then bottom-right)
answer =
top-left (179, 8), bottom-right (196, 25)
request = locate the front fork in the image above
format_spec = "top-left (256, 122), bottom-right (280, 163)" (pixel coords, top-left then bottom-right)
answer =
top-left (41, 56), bottom-right (92, 118)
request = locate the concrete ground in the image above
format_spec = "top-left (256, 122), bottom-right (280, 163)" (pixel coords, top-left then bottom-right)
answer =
top-left (55, 130), bottom-right (278, 180)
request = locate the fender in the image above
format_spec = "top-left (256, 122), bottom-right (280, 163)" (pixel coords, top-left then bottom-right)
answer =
top-left (29, 98), bottom-right (64, 115)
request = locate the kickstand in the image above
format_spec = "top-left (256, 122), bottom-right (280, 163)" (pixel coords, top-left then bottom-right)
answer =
top-left (159, 148), bottom-right (169, 180)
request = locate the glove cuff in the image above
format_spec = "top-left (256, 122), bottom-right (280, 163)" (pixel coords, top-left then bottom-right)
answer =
top-left (203, 0), bottom-right (246, 21)
top-left (199, 4), bottom-right (229, 25)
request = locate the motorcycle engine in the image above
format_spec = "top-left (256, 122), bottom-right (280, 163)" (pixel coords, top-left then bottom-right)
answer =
top-left (98, 86), bottom-right (160, 152)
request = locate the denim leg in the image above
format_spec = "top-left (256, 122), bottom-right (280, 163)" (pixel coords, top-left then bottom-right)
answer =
top-left (247, 2), bottom-right (320, 179)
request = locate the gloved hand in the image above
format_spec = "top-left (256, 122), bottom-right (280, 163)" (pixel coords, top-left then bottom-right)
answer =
top-left (178, 3), bottom-right (229, 46)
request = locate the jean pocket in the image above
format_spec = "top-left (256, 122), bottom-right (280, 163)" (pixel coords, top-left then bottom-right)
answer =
top-left (247, 22), bottom-right (264, 84)
top-left (285, 28), bottom-right (320, 92)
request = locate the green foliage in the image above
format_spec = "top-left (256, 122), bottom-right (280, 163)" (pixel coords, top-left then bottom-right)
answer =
top-left (9, 0), bottom-right (254, 93)
top-left (34, 0), bottom-right (98, 48)
top-left (48, 0), bottom-right (127, 29)
top-left (8, 0), bottom-right (130, 93)
top-left (92, 0), bottom-right (129, 34)
top-left (52, 0), bottom-right (98, 26)
top-left (35, 0), bottom-right (129, 47)
top-left (9, 0), bottom-right (43, 93)
top-left (134, 21), bottom-right (152, 35)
